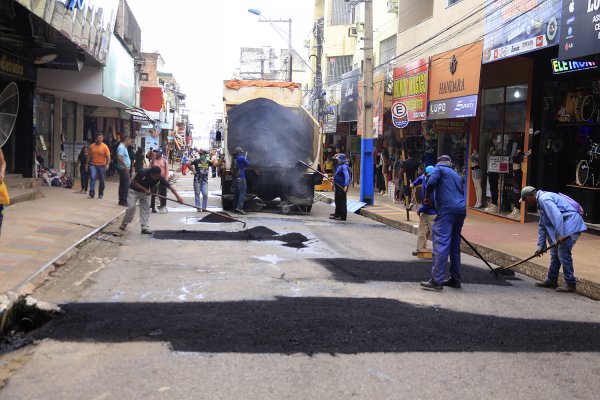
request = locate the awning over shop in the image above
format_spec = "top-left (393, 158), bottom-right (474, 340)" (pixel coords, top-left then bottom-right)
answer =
top-left (127, 107), bottom-right (156, 125)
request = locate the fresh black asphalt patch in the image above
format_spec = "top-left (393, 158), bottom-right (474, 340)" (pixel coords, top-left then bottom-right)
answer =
top-left (316, 258), bottom-right (515, 286)
top-left (198, 212), bottom-right (236, 223)
top-left (40, 298), bottom-right (600, 354)
top-left (152, 227), bottom-right (310, 248)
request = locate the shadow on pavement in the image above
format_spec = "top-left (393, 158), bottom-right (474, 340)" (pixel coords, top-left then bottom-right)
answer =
top-left (315, 258), bottom-right (514, 286)
top-left (39, 297), bottom-right (600, 354)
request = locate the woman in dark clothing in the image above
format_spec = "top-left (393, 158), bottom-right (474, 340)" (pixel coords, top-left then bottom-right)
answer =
top-left (77, 146), bottom-right (89, 194)
top-left (134, 147), bottom-right (145, 174)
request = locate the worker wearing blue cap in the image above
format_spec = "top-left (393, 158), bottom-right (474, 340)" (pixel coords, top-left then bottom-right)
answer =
top-left (420, 155), bottom-right (466, 291)
top-left (410, 165), bottom-right (436, 256)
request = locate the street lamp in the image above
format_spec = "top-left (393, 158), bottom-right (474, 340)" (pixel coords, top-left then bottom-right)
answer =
top-left (248, 8), bottom-right (293, 82)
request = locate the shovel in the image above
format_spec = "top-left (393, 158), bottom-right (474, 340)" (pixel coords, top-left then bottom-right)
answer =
top-left (461, 235), bottom-right (499, 277)
top-left (154, 193), bottom-right (247, 228)
top-left (298, 160), bottom-right (346, 191)
top-left (491, 243), bottom-right (558, 274)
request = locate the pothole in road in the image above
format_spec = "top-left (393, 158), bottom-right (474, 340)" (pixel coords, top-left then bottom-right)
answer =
top-left (0, 297), bottom-right (61, 354)
top-left (152, 226), bottom-right (311, 249)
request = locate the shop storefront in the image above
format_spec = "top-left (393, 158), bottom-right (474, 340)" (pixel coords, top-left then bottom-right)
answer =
top-left (428, 41), bottom-right (483, 202)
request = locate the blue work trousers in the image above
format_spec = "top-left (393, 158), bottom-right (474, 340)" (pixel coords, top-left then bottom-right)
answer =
top-left (547, 233), bottom-right (579, 286)
top-left (89, 165), bottom-right (106, 197)
top-left (431, 213), bottom-right (466, 283)
top-left (232, 178), bottom-right (247, 211)
top-left (194, 173), bottom-right (209, 210)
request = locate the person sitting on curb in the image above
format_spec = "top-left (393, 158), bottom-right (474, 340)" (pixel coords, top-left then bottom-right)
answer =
top-left (420, 155), bottom-right (466, 291)
top-left (120, 166), bottom-right (183, 235)
top-left (329, 153), bottom-right (350, 221)
top-left (520, 186), bottom-right (587, 293)
top-left (410, 165), bottom-right (436, 257)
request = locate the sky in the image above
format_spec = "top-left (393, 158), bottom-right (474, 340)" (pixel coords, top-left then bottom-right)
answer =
top-left (126, 0), bottom-right (315, 146)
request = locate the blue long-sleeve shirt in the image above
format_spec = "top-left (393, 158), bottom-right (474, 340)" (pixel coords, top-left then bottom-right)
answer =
top-left (333, 163), bottom-right (350, 187)
top-left (536, 190), bottom-right (587, 249)
top-left (412, 174), bottom-right (436, 215)
top-left (425, 164), bottom-right (465, 215)
top-left (235, 155), bottom-right (249, 179)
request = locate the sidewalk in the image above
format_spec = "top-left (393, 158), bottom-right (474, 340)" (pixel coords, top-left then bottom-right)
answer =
top-left (0, 179), bottom-right (124, 297)
top-left (340, 186), bottom-right (600, 300)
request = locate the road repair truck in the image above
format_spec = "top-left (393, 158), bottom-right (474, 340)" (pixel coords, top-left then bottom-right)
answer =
top-left (221, 80), bottom-right (321, 212)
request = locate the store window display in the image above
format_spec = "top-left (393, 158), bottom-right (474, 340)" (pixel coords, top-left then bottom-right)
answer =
top-left (479, 85), bottom-right (528, 219)
top-left (470, 149), bottom-right (482, 208)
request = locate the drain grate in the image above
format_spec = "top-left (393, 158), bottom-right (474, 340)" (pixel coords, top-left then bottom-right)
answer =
top-left (152, 226), bottom-right (310, 248)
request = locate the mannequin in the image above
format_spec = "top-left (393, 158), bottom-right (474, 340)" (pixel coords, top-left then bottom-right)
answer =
top-left (471, 149), bottom-right (483, 208)
top-left (509, 149), bottom-right (524, 220)
top-left (484, 144), bottom-right (499, 213)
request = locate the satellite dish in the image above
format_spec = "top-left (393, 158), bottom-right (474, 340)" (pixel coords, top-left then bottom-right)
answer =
top-left (0, 82), bottom-right (19, 148)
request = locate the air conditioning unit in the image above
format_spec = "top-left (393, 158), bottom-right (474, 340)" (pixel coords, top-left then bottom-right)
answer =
top-left (348, 26), bottom-right (358, 37)
top-left (387, 0), bottom-right (399, 13)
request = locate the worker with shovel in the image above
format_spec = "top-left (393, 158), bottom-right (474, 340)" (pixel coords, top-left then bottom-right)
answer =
top-left (119, 166), bottom-right (183, 234)
top-left (329, 153), bottom-right (350, 221)
top-left (520, 186), bottom-right (587, 293)
top-left (410, 165), bottom-right (436, 257)
top-left (420, 155), bottom-right (466, 291)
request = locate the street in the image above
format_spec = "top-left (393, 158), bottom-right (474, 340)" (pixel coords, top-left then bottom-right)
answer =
top-left (0, 174), bottom-right (599, 400)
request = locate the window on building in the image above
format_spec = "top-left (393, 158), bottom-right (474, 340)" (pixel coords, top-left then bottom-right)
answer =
top-left (447, 0), bottom-right (462, 6)
top-left (331, 0), bottom-right (352, 26)
top-left (327, 55), bottom-right (353, 85)
top-left (140, 73), bottom-right (148, 81)
top-left (379, 35), bottom-right (396, 65)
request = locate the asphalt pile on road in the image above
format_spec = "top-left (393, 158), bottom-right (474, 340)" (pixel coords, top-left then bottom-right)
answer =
top-left (198, 212), bottom-right (235, 223)
top-left (152, 226), bottom-right (310, 248)
top-left (316, 258), bottom-right (515, 286)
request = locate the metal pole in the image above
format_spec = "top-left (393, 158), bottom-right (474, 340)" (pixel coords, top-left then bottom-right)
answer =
top-left (288, 18), bottom-right (293, 82)
top-left (359, 0), bottom-right (374, 205)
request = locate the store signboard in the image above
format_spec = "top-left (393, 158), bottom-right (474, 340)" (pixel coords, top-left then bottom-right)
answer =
top-left (430, 42), bottom-right (482, 102)
top-left (102, 34), bottom-right (135, 107)
top-left (488, 155), bottom-right (510, 173)
top-left (428, 95), bottom-right (479, 120)
top-left (15, 0), bottom-right (119, 64)
top-left (339, 69), bottom-right (360, 123)
top-left (323, 105), bottom-right (338, 134)
top-left (393, 58), bottom-right (429, 121)
top-left (551, 58), bottom-right (597, 74)
top-left (482, 0), bottom-right (562, 64)
top-left (558, 0), bottom-right (600, 60)
top-left (373, 73), bottom-right (386, 137)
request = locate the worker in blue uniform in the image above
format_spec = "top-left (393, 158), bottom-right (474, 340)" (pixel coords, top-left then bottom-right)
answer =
top-left (420, 155), bottom-right (466, 291)
top-left (520, 186), bottom-right (587, 293)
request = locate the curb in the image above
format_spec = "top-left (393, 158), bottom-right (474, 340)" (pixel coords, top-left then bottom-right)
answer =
top-left (0, 210), bottom-right (125, 333)
top-left (360, 208), bottom-right (600, 302)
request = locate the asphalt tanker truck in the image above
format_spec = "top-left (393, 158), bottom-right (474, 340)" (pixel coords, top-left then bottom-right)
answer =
top-left (221, 80), bottom-right (322, 212)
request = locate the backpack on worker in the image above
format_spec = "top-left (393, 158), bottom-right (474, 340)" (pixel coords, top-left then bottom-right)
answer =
top-left (558, 192), bottom-right (584, 216)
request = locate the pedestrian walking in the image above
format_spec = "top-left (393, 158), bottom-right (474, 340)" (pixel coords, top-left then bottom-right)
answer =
top-left (210, 150), bottom-right (218, 178)
top-left (134, 147), bottom-right (145, 174)
top-left (188, 149), bottom-right (210, 212)
top-left (329, 153), bottom-right (350, 221)
top-left (400, 151), bottom-right (419, 208)
top-left (88, 133), bottom-right (111, 199)
top-left (520, 186), bottom-right (587, 293)
top-left (392, 150), bottom-right (402, 203)
top-left (181, 152), bottom-right (188, 175)
top-left (231, 147), bottom-right (249, 215)
top-left (116, 135), bottom-right (132, 206)
top-left (119, 166), bottom-right (183, 234)
top-left (420, 155), bottom-right (466, 291)
top-left (410, 165), bottom-right (436, 256)
top-left (150, 150), bottom-right (169, 214)
top-left (77, 146), bottom-right (89, 194)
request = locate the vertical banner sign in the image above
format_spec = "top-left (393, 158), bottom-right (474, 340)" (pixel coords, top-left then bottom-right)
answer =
top-left (392, 58), bottom-right (429, 126)
top-left (559, 0), bottom-right (600, 60)
top-left (483, 0), bottom-right (562, 63)
top-left (372, 74), bottom-right (386, 137)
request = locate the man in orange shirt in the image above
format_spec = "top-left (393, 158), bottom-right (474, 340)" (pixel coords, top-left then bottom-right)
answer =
top-left (88, 133), bottom-right (111, 199)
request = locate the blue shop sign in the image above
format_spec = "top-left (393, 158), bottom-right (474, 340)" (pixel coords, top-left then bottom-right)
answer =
top-left (428, 95), bottom-right (478, 120)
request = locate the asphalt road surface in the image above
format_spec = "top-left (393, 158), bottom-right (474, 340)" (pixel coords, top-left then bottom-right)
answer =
top-left (1, 174), bottom-right (599, 400)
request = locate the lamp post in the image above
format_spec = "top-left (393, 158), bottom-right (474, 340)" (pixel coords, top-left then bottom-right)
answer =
top-left (248, 8), bottom-right (292, 82)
